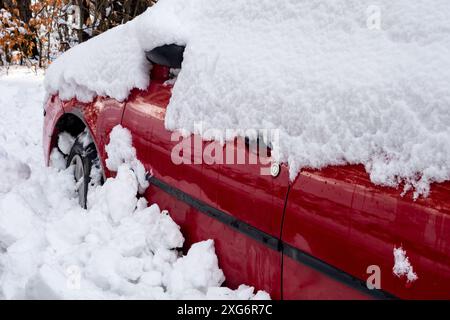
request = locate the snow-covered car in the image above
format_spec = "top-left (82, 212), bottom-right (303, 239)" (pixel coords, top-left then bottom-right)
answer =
top-left (43, 42), bottom-right (450, 299)
top-left (42, 0), bottom-right (450, 300)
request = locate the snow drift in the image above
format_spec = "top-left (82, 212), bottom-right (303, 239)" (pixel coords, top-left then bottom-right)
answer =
top-left (45, 0), bottom-right (450, 197)
top-left (0, 74), bottom-right (269, 300)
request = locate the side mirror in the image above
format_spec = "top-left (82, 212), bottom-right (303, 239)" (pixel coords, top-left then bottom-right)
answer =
top-left (146, 44), bottom-right (185, 68)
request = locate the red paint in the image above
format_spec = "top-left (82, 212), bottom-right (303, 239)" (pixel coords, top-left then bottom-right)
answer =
top-left (283, 165), bottom-right (450, 299)
top-left (213, 140), bottom-right (289, 238)
top-left (91, 96), bottom-right (126, 176)
top-left (43, 64), bottom-right (450, 300)
top-left (151, 65), bottom-right (170, 81)
top-left (122, 74), bottom-right (284, 298)
top-left (282, 255), bottom-right (372, 300)
top-left (43, 95), bottom-right (64, 165)
top-left (148, 183), bottom-right (283, 298)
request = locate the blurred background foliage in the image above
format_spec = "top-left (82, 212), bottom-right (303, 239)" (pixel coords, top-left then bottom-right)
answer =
top-left (0, 0), bottom-right (157, 67)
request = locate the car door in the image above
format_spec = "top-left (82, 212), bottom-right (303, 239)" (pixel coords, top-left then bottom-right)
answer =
top-left (121, 65), bottom-right (201, 198)
top-left (204, 138), bottom-right (290, 298)
top-left (346, 165), bottom-right (450, 299)
top-left (282, 164), bottom-right (450, 299)
top-left (121, 65), bottom-right (288, 298)
top-left (282, 165), bottom-right (378, 299)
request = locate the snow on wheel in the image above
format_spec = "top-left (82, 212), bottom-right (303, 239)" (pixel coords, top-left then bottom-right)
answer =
top-left (66, 131), bottom-right (102, 209)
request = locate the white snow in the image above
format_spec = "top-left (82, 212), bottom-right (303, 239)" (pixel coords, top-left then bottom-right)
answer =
top-left (393, 247), bottom-right (418, 283)
top-left (0, 67), bottom-right (269, 300)
top-left (44, 21), bottom-right (149, 103)
top-left (44, 0), bottom-right (450, 198)
top-left (105, 125), bottom-right (149, 193)
top-left (0, 147), bottom-right (31, 194)
top-left (57, 132), bottom-right (75, 155)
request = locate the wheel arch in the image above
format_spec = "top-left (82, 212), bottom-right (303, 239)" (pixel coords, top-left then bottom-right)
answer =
top-left (49, 111), bottom-right (104, 177)
top-left (55, 112), bottom-right (86, 138)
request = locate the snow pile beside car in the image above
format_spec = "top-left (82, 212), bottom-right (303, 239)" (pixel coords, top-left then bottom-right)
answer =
top-left (0, 163), bottom-right (266, 300)
top-left (45, 0), bottom-right (450, 197)
top-left (0, 148), bottom-right (31, 194)
top-left (0, 99), bottom-right (269, 299)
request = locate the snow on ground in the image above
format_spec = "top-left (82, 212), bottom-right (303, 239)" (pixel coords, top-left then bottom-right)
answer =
top-left (0, 67), bottom-right (269, 300)
top-left (45, 0), bottom-right (450, 198)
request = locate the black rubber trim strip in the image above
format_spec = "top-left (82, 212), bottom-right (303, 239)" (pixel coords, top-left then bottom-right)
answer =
top-left (282, 243), bottom-right (397, 299)
top-left (148, 176), bottom-right (280, 251)
top-left (147, 175), bottom-right (398, 300)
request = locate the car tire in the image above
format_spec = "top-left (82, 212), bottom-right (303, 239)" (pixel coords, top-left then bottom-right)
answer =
top-left (66, 133), bottom-right (100, 209)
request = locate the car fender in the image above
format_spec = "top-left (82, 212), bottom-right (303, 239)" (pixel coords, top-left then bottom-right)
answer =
top-left (43, 95), bottom-right (65, 166)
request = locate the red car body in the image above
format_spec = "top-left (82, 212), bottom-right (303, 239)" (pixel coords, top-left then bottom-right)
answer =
top-left (43, 64), bottom-right (450, 300)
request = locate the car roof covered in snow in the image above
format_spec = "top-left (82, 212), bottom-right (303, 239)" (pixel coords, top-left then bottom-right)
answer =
top-left (45, 0), bottom-right (450, 198)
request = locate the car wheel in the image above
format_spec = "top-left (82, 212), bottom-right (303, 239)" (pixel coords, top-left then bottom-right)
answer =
top-left (66, 133), bottom-right (101, 209)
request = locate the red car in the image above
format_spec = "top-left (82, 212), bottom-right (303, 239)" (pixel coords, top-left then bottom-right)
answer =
top-left (43, 44), bottom-right (450, 300)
